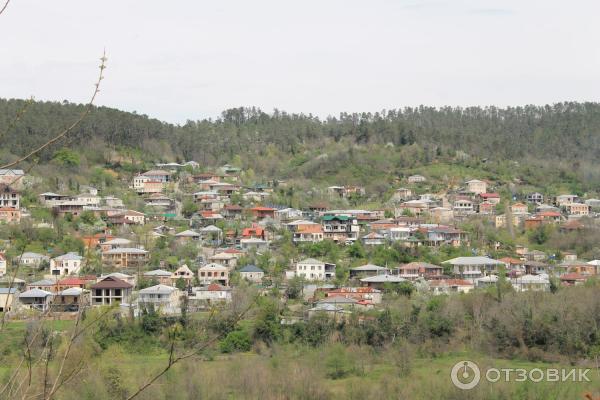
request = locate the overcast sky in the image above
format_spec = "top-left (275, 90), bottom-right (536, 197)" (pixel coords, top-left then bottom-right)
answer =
top-left (1, 0), bottom-right (599, 124)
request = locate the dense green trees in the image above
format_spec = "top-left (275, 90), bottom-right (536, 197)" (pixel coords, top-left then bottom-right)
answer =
top-left (3, 99), bottom-right (600, 188)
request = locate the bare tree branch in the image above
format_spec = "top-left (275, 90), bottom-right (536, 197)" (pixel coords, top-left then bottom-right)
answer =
top-left (0, 50), bottom-right (107, 170)
top-left (0, 0), bottom-right (10, 16)
top-left (125, 296), bottom-right (259, 400)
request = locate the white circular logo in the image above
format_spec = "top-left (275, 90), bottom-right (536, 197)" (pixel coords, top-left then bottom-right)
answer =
top-left (451, 360), bottom-right (481, 390)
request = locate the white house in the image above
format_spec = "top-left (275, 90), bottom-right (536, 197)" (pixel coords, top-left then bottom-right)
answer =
top-left (50, 253), bottom-right (83, 276)
top-left (239, 265), bottom-right (264, 283)
top-left (138, 284), bottom-right (181, 314)
top-left (295, 258), bottom-right (336, 281)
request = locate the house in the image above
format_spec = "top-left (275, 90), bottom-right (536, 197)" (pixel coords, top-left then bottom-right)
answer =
top-left (307, 303), bottom-right (350, 321)
top-left (349, 264), bottom-right (388, 278)
top-left (198, 263), bottom-right (229, 286)
top-left (104, 196), bottom-right (124, 208)
top-left (478, 202), bottom-right (496, 215)
top-left (171, 265), bottom-right (194, 287)
top-left (499, 257), bottom-right (525, 274)
top-left (19, 252), bottom-right (50, 267)
top-left (99, 272), bottom-right (136, 286)
top-left (239, 238), bottom-right (269, 251)
top-left (190, 283), bottom-right (232, 303)
top-left (175, 229), bottom-right (201, 243)
top-left (295, 258), bottom-right (336, 281)
top-left (0, 207), bottom-right (21, 223)
top-left (563, 261), bottom-right (596, 276)
top-left (0, 184), bottom-right (20, 209)
top-left (53, 287), bottom-right (87, 311)
top-left (99, 238), bottom-right (132, 252)
top-left (396, 200), bottom-right (430, 217)
top-left (82, 231), bottom-right (115, 249)
top-left (50, 253), bottom-right (83, 276)
top-left (565, 203), bottom-right (589, 216)
top-left (478, 193), bottom-right (500, 205)
top-left (321, 214), bottom-right (359, 243)
top-left (392, 188), bottom-right (413, 202)
top-left (0, 288), bottom-right (17, 312)
top-left (526, 192), bottom-right (544, 204)
top-left (560, 219), bottom-right (585, 232)
top-left (18, 289), bottom-right (53, 311)
top-left (524, 250), bottom-right (547, 262)
top-left (407, 175), bottom-right (426, 184)
top-left (398, 262), bottom-right (443, 280)
top-left (144, 193), bottom-right (174, 208)
top-left (274, 208), bottom-right (303, 222)
top-left (222, 204), bottom-right (243, 219)
top-left (420, 226), bottom-right (466, 247)
top-left (466, 179), bottom-right (488, 195)
top-left (56, 277), bottom-right (92, 292)
top-left (560, 273), bottom-right (588, 286)
top-left (138, 285), bottom-right (181, 314)
top-left (430, 207), bottom-right (454, 224)
top-left (316, 296), bottom-right (359, 310)
top-left (0, 169), bottom-right (25, 188)
top-left (362, 232), bottom-right (386, 246)
top-left (292, 223), bottom-right (324, 243)
top-left (475, 275), bottom-right (498, 288)
top-left (495, 213), bottom-right (528, 229)
top-left (92, 277), bottom-right (133, 306)
top-left (327, 186), bottom-right (365, 198)
top-left (0, 277), bottom-right (25, 290)
top-left (102, 247), bottom-right (149, 268)
top-left (428, 279), bottom-right (474, 295)
top-left (387, 227), bottom-right (411, 242)
top-left (28, 279), bottom-right (56, 292)
top-left (555, 194), bottom-right (578, 207)
top-left (121, 210), bottom-right (145, 225)
top-left (143, 269), bottom-right (173, 285)
top-left (359, 274), bottom-right (407, 289)
top-left (443, 256), bottom-right (503, 280)
top-left (324, 287), bottom-right (383, 304)
top-left (249, 206), bottom-right (276, 220)
top-left (453, 198), bottom-right (474, 216)
top-left (209, 252), bottom-right (238, 269)
top-left (39, 192), bottom-right (70, 206)
top-left (242, 224), bottom-right (266, 240)
top-left (76, 193), bottom-right (101, 206)
top-left (510, 202), bottom-right (528, 214)
top-left (512, 274), bottom-right (550, 292)
top-left (0, 253), bottom-right (5, 276)
top-left (52, 200), bottom-right (87, 217)
top-left (239, 265), bottom-right (264, 283)
top-left (198, 225), bottom-right (223, 244)
top-left (138, 170), bottom-right (171, 185)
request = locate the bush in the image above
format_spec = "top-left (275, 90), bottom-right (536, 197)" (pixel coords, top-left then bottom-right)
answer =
top-left (219, 330), bottom-right (252, 353)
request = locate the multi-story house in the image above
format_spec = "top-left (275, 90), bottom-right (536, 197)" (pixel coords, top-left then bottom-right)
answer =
top-left (295, 258), bottom-right (336, 281)
top-left (0, 184), bottom-right (20, 209)
top-left (138, 285), bottom-right (181, 314)
top-left (526, 192), bottom-right (544, 204)
top-left (91, 276), bottom-right (133, 306)
top-left (101, 247), bottom-right (149, 268)
top-left (321, 215), bottom-right (359, 243)
top-left (50, 253), bottom-right (83, 276)
top-left (198, 263), bottom-right (229, 286)
top-left (466, 179), bottom-right (488, 194)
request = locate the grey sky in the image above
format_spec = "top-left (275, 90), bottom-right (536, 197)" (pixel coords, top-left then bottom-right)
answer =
top-left (1, 0), bottom-right (599, 124)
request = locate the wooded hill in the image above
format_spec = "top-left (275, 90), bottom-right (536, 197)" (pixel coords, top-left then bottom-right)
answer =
top-left (2, 99), bottom-right (600, 190)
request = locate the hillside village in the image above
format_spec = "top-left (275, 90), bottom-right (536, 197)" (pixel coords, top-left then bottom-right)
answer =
top-left (0, 160), bottom-right (598, 320)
